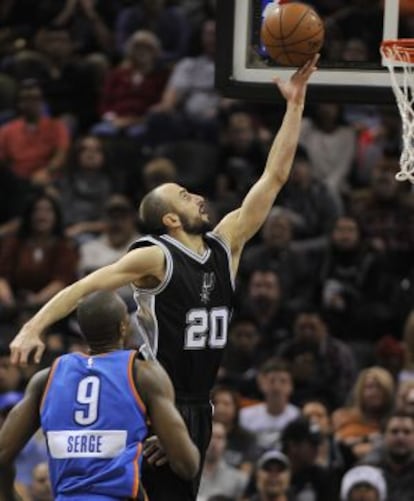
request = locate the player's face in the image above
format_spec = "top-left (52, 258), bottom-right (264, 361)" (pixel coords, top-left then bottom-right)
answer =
top-left (168, 184), bottom-right (212, 234)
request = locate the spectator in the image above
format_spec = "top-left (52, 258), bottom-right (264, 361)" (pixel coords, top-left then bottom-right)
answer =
top-left (94, 30), bottom-right (169, 137)
top-left (281, 416), bottom-right (337, 500)
top-left (246, 450), bottom-right (293, 501)
top-left (78, 194), bottom-right (139, 310)
top-left (318, 216), bottom-right (391, 343)
top-left (218, 111), bottom-right (268, 200)
top-left (56, 135), bottom-right (112, 241)
top-left (0, 390), bottom-right (48, 501)
top-left (30, 25), bottom-right (97, 129)
top-left (30, 462), bottom-right (53, 501)
top-left (396, 380), bottom-right (414, 417)
top-left (353, 106), bottom-right (402, 187)
top-left (128, 156), bottom-right (177, 207)
top-left (302, 399), bottom-right (344, 472)
top-left (0, 164), bottom-right (27, 238)
top-left (332, 367), bottom-right (395, 464)
top-left (0, 194), bottom-right (78, 315)
top-left (42, 0), bottom-right (117, 55)
top-left (0, 347), bottom-right (21, 393)
top-left (115, 0), bottom-right (190, 63)
top-left (299, 103), bottom-right (356, 202)
top-left (277, 147), bottom-right (341, 251)
top-left (348, 156), bottom-right (414, 277)
top-left (220, 315), bottom-right (267, 398)
top-left (399, 311), bottom-right (414, 383)
top-left (211, 386), bottom-right (258, 474)
top-left (151, 19), bottom-right (218, 142)
top-left (239, 208), bottom-right (312, 304)
top-left (0, 80), bottom-right (70, 186)
top-left (340, 465), bottom-right (386, 501)
top-left (239, 358), bottom-right (300, 453)
top-left (278, 307), bottom-right (356, 408)
top-left (328, 0), bottom-right (384, 62)
top-left (197, 421), bottom-right (248, 501)
top-left (242, 268), bottom-right (291, 348)
top-left (375, 336), bottom-right (405, 381)
top-left (363, 413), bottom-right (414, 501)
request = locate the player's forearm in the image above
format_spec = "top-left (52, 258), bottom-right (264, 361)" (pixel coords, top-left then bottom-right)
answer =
top-left (263, 101), bottom-right (304, 187)
top-left (26, 282), bottom-right (85, 331)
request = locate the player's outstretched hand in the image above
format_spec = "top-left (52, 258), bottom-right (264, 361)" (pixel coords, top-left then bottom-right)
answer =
top-left (9, 323), bottom-right (45, 366)
top-left (143, 435), bottom-right (168, 467)
top-left (273, 53), bottom-right (319, 106)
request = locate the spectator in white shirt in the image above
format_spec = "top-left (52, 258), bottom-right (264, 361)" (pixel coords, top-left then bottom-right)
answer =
top-left (239, 358), bottom-right (300, 453)
top-left (197, 422), bottom-right (248, 501)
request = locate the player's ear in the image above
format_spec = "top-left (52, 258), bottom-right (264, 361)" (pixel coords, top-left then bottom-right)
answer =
top-left (162, 212), bottom-right (180, 229)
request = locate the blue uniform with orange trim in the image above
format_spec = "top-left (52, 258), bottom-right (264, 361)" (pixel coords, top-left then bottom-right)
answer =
top-left (40, 350), bottom-right (148, 501)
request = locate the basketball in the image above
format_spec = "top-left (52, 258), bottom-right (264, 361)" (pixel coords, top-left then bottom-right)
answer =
top-left (261, 2), bottom-right (325, 67)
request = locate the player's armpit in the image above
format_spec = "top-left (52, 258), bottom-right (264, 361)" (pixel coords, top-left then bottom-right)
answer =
top-left (0, 369), bottom-right (49, 501)
top-left (136, 360), bottom-right (200, 480)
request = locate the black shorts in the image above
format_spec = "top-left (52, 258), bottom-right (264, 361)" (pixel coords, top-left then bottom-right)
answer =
top-left (142, 398), bottom-right (213, 501)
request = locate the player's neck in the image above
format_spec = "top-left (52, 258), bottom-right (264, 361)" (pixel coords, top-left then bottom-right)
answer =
top-left (168, 230), bottom-right (206, 256)
top-left (89, 341), bottom-right (123, 355)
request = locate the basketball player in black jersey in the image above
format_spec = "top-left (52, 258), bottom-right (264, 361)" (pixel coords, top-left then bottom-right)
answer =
top-left (10, 55), bottom-right (318, 501)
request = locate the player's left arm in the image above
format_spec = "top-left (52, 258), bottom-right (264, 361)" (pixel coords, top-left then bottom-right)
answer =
top-left (214, 55), bottom-right (318, 268)
top-left (0, 369), bottom-right (49, 501)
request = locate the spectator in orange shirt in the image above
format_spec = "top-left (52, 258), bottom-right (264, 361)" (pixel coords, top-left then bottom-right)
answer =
top-left (0, 80), bottom-right (70, 186)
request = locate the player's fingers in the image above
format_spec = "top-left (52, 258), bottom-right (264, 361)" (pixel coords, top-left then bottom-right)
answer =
top-left (34, 344), bottom-right (45, 364)
top-left (9, 346), bottom-right (20, 366)
top-left (155, 456), bottom-right (168, 467)
top-left (146, 449), bottom-right (166, 465)
top-left (19, 347), bottom-right (29, 366)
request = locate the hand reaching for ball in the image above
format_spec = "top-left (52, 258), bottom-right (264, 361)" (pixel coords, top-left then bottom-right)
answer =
top-left (273, 53), bottom-right (319, 106)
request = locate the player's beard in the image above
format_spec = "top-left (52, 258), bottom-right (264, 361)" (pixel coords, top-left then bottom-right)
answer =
top-left (179, 212), bottom-right (213, 235)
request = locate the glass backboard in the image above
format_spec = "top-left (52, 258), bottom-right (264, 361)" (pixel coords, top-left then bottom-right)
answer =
top-left (216, 0), bottom-right (410, 103)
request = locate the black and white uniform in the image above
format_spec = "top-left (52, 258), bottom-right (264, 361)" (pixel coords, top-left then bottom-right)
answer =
top-left (128, 232), bottom-right (234, 501)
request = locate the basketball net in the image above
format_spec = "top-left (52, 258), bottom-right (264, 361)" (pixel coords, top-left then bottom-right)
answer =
top-left (381, 39), bottom-right (414, 184)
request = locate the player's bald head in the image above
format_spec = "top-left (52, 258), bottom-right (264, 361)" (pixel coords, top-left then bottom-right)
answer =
top-left (138, 183), bottom-right (177, 234)
top-left (77, 291), bottom-right (128, 347)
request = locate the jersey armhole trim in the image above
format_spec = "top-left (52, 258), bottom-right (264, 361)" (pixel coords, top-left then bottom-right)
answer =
top-left (207, 232), bottom-right (236, 290)
top-left (128, 351), bottom-right (147, 415)
top-left (132, 441), bottom-right (143, 498)
top-left (131, 236), bottom-right (173, 295)
top-left (39, 358), bottom-right (60, 413)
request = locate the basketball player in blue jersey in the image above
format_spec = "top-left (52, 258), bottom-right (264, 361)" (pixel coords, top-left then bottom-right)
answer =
top-left (10, 54), bottom-right (319, 500)
top-left (0, 291), bottom-right (199, 501)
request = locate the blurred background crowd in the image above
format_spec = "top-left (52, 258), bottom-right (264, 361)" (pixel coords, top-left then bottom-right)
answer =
top-left (1, 0), bottom-right (414, 500)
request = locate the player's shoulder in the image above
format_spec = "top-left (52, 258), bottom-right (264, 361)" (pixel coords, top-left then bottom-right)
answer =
top-left (133, 358), bottom-right (173, 403)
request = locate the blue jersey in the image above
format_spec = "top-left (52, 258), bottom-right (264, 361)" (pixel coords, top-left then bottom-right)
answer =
top-left (40, 350), bottom-right (148, 500)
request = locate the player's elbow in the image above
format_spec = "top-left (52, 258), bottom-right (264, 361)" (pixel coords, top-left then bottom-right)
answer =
top-left (170, 444), bottom-right (200, 480)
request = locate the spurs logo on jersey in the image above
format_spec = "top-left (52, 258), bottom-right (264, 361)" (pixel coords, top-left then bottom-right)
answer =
top-left (200, 272), bottom-right (215, 304)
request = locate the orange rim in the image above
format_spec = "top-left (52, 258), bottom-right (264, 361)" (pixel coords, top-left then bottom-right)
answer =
top-left (381, 39), bottom-right (414, 63)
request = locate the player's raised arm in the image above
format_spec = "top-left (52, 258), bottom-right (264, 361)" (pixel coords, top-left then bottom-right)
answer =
top-left (0, 369), bottom-right (49, 501)
top-left (10, 246), bottom-right (165, 365)
top-left (136, 360), bottom-right (200, 480)
top-left (214, 55), bottom-right (319, 261)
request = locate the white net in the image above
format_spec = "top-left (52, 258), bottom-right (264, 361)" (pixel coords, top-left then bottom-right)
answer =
top-left (381, 40), bottom-right (414, 184)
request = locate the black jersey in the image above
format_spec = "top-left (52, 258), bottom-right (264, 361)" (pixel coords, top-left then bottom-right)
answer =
top-left (129, 233), bottom-right (234, 398)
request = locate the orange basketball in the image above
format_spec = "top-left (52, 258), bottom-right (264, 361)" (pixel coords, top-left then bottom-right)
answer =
top-left (260, 2), bottom-right (324, 67)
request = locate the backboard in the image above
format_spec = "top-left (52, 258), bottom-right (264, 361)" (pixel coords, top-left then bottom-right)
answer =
top-left (216, 0), bottom-right (410, 103)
